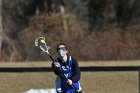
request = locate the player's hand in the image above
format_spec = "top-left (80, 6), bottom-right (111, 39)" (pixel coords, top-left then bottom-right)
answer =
top-left (67, 79), bottom-right (73, 85)
top-left (54, 62), bottom-right (60, 68)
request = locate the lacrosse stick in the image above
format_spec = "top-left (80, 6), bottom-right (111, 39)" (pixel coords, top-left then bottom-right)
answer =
top-left (35, 37), bottom-right (78, 91)
top-left (35, 37), bottom-right (54, 62)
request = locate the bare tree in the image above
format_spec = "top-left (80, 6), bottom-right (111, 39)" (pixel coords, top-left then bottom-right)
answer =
top-left (52, 0), bottom-right (68, 39)
top-left (0, 0), bottom-right (2, 59)
top-left (58, 0), bottom-right (68, 37)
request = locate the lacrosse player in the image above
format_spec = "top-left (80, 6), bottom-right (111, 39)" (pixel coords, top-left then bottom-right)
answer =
top-left (52, 43), bottom-right (82, 93)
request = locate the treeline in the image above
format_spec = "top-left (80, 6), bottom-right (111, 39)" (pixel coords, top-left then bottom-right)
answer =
top-left (1, 0), bottom-right (140, 61)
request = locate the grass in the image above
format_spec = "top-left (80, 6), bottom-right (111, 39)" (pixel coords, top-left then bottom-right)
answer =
top-left (0, 62), bottom-right (138, 93)
top-left (0, 72), bottom-right (55, 93)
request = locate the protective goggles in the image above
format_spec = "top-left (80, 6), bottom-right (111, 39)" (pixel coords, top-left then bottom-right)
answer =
top-left (57, 46), bottom-right (66, 51)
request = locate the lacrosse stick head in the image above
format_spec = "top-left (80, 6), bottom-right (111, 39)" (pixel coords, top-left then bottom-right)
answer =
top-left (35, 37), bottom-right (50, 54)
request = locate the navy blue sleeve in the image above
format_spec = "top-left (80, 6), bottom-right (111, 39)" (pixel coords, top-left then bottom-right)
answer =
top-left (52, 62), bottom-right (68, 81)
top-left (71, 57), bottom-right (81, 83)
top-left (52, 62), bottom-right (60, 76)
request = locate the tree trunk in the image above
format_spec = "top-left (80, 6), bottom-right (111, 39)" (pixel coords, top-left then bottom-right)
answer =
top-left (59, 5), bottom-right (68, 33)
top-left (0, 0), bottom-right (3, 59)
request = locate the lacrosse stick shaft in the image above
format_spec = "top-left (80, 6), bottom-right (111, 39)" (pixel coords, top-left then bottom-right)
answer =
top-left (58, 67), bottom-right (78, 91)
top-left (48, 54), bottom-right (55, 63)
top-left (46, 53), bottom-right (77, 91)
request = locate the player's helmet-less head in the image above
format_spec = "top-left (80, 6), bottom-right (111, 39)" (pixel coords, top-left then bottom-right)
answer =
top-left (57, 43), bottom-right (68, 52)
top-left (57, 43), bottom-right (68, 57)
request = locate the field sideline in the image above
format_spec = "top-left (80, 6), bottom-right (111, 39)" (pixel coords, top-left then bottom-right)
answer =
top-left (0, 61), bottom-right (139, 93)
top-left (1, 60), bottom-right (140, 67)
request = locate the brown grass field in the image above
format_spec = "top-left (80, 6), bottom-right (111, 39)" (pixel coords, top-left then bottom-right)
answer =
top-left (0, 61), bottom-right (139, 93)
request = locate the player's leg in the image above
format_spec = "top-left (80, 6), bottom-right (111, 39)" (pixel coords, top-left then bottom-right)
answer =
top-left (55, 76), bottom-right (62, 93)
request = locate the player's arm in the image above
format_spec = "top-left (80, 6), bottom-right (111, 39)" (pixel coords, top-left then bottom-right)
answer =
top-left (71, 57), bottom-right (81, 83)
top-left (52, 62), bottom-right (61, 76)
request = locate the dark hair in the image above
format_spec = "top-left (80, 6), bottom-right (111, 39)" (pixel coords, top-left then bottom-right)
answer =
top-left (57, 43), bottom-right (68, 51)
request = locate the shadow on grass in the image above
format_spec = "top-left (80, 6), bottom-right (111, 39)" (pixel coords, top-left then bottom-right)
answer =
top-left (0, 66), bottom-right (140, 72)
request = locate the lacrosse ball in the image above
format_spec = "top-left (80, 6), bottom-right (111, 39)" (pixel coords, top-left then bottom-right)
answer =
top-left (40, 39), bottom-right (45, 44)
